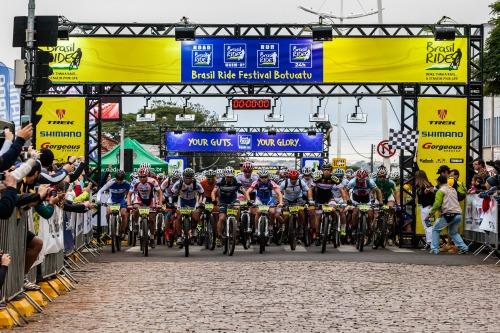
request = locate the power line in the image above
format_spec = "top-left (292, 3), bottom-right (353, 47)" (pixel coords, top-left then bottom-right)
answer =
top-left (340, 126), bottom-right (371, 159)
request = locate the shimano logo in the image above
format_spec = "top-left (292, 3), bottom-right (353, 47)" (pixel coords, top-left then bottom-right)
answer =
top-left (40, 131), bottom-right (82, 137)
top-left (428, 121), bottom-right (456, 125)
top-left (47, 121), bottom-right (75, 125)
top-left (421, 131), bottom-right (463, 138)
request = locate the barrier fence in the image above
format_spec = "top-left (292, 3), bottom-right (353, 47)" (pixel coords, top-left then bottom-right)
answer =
top-left (0, 205), bottom-right (99, 303)
top-left (464, 193), bottom-right (499, 262)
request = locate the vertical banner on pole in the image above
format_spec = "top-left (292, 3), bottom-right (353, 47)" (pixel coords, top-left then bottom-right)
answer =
top-left (416, 97), bottom-right (467, 234)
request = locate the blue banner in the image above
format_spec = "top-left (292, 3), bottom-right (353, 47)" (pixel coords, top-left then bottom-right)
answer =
top-left (166, 131), bottom-right (323, 153)
top-left (182, 38), bottom-right (323, 83)
top-left (0, 63), bottom-right (21, 126)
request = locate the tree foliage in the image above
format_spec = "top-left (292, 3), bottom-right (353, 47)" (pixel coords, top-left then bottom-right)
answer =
top-left (484, 1), bottom-right (500, 95)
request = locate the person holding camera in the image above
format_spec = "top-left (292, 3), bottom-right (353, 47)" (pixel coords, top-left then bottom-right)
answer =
top-left (0, 124), bottom-right (33, 171)
top-left (426, 175), bottom-right (468, 255)
top-left (0, 252), bottom-right (11, 290)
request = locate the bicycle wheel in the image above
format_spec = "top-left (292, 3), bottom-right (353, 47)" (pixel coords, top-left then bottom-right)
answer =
top-left (116, 215), bottom-right (121, 252)
top-left (156, 214), bottom-right (164, 245)
top-left (357, 214), bottom-right (366, 252)
top-left (289, 215), bottom-right (297, 251)
top-left (259, 217), bottom-right (266, 254)
top-left (332, 213), bottom-right (339, 249)
top-left (223, 218), bottom-right (229, 255)
top-left (183, 217), bottom-right (190, 257)
top-left (110, 214), bottom-right (116, 253)
top-left (141, 217), bottom-right (149, 257)
top-left (321, 215), bottom-right (328, 254)
top-left (241, 213), bottom-right (251, 250)
top-left (228, 217), bottom-right (236, 256)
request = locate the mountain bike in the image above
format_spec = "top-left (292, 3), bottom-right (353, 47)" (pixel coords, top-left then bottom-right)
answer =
top-left (239, 200), bottom-right (252, 250)
top-left (318, 204), bottom-right (340, 253)
top-left (256, 205), bottom-right (271, 254)
top-left (200, 203), bottom-right (216, 250)
top-left (373, 205), bottom-right (392, 249)
top-left (156, 210), bottom-right (165, 246)
top-left (106, 204), bottom-right (121, 253)
top-left (138, 207), bottom-right (154, 257)
top-left (355, 203), bottom-right (373, 252)
top-left (128, 209), bottom-right (138, 247)
top-left (286, 204), bottom-right (303, 251)
top-left (223, 205), bottom-right (239, 256)
top-left (179, 207), bottom-right (195, 257)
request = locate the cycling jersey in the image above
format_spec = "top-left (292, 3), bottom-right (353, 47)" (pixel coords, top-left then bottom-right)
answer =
top-left (131, 178), bottom-right (160, 207)
top-left (280, 178), bottom-right (309, 203)
top-left (375, 178), bottom-right (396, 202)
top-left (347, 178), bottom-right (377, 204)
top-left (300, 176), bottom-right (314, 188)
top-left (171, 179), bottom-right (204, 202)
top-left (250, 180), bottom-right (279, 205)
top-left (235, 172), bottom-right (258, 190)
top-left (331, 183), bottom-right (345, 200)
top-left (341, 178), bottom-right (349, 187)
top-left (215, 178), bottom-right (242, 205)
top-left (200, 178), bottom-right (216, 201)
top-left (312, 177), bottom-right (336, 204)
top-left (97, 179), bottom-right (130, 207)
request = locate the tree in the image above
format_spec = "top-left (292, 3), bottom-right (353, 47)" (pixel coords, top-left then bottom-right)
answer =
top-left (101, 99), bottom-right (241, 170)
top-left (484, 1), bottom-right (500, 95)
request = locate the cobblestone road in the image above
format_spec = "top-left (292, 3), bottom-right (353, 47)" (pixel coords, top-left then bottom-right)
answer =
top-left (17, 249), bottom-right (500, 333)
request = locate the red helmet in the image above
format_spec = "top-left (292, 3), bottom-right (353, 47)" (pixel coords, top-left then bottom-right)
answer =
top-left (138, 166), bottom-right (149, 177)
top-left (288, 169), bottom-right (299, 180)
top-left (242, 161), bottom-right (253, 173)
top-left (355, 168), bottom-right (368, 180)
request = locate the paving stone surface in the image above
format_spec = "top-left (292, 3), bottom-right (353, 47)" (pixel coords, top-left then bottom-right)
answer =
top-left (16, 256), bottom-right (500, 332)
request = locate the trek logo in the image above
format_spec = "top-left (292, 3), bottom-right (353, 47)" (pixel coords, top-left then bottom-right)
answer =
top-left (56, 109), bottom-right (65, 119)
top-left (437, 109), bottom-right (447, 120)
top-left (47, 121), bottom-right (74, 125)
top-left (428, 120), bottom-right (456, 125)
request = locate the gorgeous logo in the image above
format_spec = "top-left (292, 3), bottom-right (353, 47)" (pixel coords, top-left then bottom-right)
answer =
top-left (426, 42), bottom-right (462, 71)
top-left (290, 44), bottom-right (312, 68)
top-left (56, 109), bottom-right (65, 119)
top-left (437, 109), bottom-right (447, 120)
top-left (224, 44), bottom-right (246, 68)
top-left (257, 43), bottom-right (279, 68)
top-left (41, 142), bottom-right (81, 150)
top-left (422, 142), bottom-right (462, 151)
top-left (192, 44), bottom-right (213, 67)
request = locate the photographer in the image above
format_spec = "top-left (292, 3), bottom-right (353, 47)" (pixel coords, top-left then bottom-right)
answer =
top-left (38, 149), bottom-right (85, 185)
top-left (0, 172), bottom-right (20, 219)
top-left (0, 252), bottom-right (11, 290)
top-left (0, 123), bottom-right (33, 171)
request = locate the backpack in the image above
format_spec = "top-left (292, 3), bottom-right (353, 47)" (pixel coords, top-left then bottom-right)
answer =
top-left (286, 178), bottom-right (304, 192)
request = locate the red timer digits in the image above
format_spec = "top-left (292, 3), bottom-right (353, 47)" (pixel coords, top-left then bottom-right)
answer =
top-left (231, 99), bottom-right (271, 110)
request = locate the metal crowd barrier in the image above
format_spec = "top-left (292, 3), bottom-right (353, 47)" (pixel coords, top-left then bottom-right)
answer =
top-left (464, 194), bottom-right (499, 263)
top-left (0, 211), bottom-right (28, 302)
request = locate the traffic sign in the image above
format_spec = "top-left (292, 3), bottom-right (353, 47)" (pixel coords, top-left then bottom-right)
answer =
top-left (376, 140), bottom-right (396, 158)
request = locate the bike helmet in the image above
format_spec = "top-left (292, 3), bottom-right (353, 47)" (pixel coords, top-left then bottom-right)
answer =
top-left (171, 170), bottom-right (181, 180)
top-left (322, 162), bottom-right (332, 171)
top-left (138, 166), bottom-right (148, 177)
top-left (115, 170), bottom-right (125, 181)
top-left (205, 169), bottom-right (216, 178)
top-left (391, 171), bottom-right (400, 181)
top-left (345, 168), bottom-right (354, 178)
top-left (257, 168), bottom-right (269, 177)
top-left (331, 175), bottom-right (340, 185)
top-left (216, 169), bottom-right (224, 178)
top-left (312, 170), bottom-right (323, 181)
top-left (183, 168), bottom-right (195, 178)
top-left (333, 168), bottom-right (345, 178)
top-left (224, 166), bottom-right (235, 177)
top-left (288, 169), bottom-right (300, 180)
top-left (377, 166), bottom-right (388, 178)
top-left (271, 174), bottom-right (280, 183)
top-left (302, 167), bottom-right (313, 176)
top-left (355, 168), bottom-right (368, 180)
top-left (279, 167), bottom-right (288, 177)
top-left (241, 161), bottom-right (253, 173)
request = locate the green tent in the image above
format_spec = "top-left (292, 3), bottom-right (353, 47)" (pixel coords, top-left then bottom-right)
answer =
top-left (91, 137), bottom-right (167, 174)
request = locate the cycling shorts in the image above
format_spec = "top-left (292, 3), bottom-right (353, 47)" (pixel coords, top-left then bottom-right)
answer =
top-left (179, 198), bottom-right (197, 208)
top-left (255, 197), bottom-right (277, 206)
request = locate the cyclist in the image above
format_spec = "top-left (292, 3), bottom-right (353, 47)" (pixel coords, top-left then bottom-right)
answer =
top-left (126, 166), bottom-right (163, 248)
top-left (245, 168), bottom-right (283, 237)
top-left (171, 168), bottom-right (204, 246)
top-left (201, 169), bottom-right (217, 204)
top-left (301, 167), bottom-right (314, 188)
top-left (211, 166), bottom-right (243, 246)
top-left (345, 168), bottom-right (355, 182)
top-left (309, 163), bottom-right (338, 244)
top-left (333, 168), bottom-right (347, 187)
top-left (236, 161), bottom-right (258, 201)
top-left (374, 166), bottom-right (398, 207)
top-left (277, 167), bottom-right (288, 185)
top-left (347, 168), bottom-right (383, 234)
top-left (280, 169), bottom-right (312, 243)
top-left (97, 170), bottom-right (130, 237)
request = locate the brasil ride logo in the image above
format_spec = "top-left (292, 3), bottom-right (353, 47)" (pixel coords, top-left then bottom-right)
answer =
top-left (426, 41), bottom-right (461, 71)
top-left (46, 43), bottom-right (82, 71)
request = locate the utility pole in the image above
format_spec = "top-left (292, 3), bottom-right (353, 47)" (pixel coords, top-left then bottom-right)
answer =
top-left (370, 144), bottom-right (374, 173)
top-left (377, 0), bottom-right (390, 170)
top-left (23, 0), bottom-right (36, 120)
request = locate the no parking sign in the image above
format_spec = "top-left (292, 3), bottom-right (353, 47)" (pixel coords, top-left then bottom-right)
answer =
top-left (377, 140), bottom-right (396, 158)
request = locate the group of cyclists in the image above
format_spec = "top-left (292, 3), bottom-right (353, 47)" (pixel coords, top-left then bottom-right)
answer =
top-left (97, 160), bottom-right (402, 254)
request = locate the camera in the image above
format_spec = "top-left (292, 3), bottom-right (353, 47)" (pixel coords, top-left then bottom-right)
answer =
top-left (0, 172), bottom-right (5, 182)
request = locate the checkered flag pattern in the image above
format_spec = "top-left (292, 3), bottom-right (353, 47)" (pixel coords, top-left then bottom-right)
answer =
top-left (388, 128), bottom-right (419, 150)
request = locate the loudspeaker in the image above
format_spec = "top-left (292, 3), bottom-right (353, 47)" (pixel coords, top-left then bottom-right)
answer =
top-left (433, 26), bottom-right (455, 41)
top-left (124, 149), bottom-right (133, 172)
top-left (12, 16), bottom-right (59, 47)
top-left (175, 26), bottom-right (195, 41)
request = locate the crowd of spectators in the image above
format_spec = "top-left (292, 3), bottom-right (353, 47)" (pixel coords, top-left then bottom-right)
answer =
top-left (0, 123), bottom-right (95, 304)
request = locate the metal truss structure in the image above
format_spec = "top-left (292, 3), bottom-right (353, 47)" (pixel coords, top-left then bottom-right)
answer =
top-left (32, 21), bottom-right (484, 246)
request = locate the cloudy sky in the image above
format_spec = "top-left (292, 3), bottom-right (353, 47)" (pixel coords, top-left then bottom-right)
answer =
top-left (0, 0), bottom-right (494, 162)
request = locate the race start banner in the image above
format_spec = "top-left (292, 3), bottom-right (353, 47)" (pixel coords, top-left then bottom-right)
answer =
top-left (44, 37), bottom-right (467, 84)
top-left (416, 97), bottom-right (467, 234)
top-left (166, 131), bottom-right (324, 153)
top-left (35, 97), bottom-right (86, 162)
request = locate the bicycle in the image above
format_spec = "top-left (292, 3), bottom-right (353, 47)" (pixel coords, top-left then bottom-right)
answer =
top-left (163, 206), bottom-right (176, 248)
top-left (318, 204), bottom-right (340, 253)
top-left (128, 209), bottom-right (138, 247)
top-left (178, 207), bottom-right (195, 257)
top-left (200, 203), bottom-right (216, 251)
top-left (355, 203), bottom-right (373, 252)
top-left (372, 205), bottom-right (393, 249)
top-left (256, 204), bottom-right (271, 254)
top-left (156, 209), bottom-right (165, 246)
top-left (303, 204), bottom-right (313, 247)
top-left (286, 204), bottom-right (304, 251)
top-left (138, 207), bottom-right (154, 257)
top-left (105, 203), bottom-right (121, 253)
top-left (239, 200), bottom-right (252, 250)
top-left (223, 204), bottom-right (239, 256)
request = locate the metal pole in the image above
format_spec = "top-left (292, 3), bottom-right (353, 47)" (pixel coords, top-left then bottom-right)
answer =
top-left (337, 0), bottom-right (344, 158)
top-left (370, 144), bottom-right (374, 173)
top-left (491, 95), bottom-right (495, 162)
top-left (119, 126), bottom-right (125, 170)
top-left (23, 0), bottom-right (36, 120)
top-left (378, 0), bottom-right (390, 169)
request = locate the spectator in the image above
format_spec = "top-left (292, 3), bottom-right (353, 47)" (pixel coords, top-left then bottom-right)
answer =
top-left (0, 172), bottom-right (20, 219)
top-left (468, 175), bottom-right (484, 194)
top-left (415, 170), bottom-right (435, 250)
top-left (0, 252), bottom-right (11, 290)
top-left (0, 124), bottom-right (32, 171)
top-left (426, 175), bottom-right (468, 255)
top-left (436, 165), bottom-right (466, 201)
top-left (473, 158), bottom-right (491, 181)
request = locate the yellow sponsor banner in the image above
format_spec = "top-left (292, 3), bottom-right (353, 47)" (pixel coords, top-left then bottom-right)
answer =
top-left (323, 37), bottom-right (467, 83)
top-left (36, 97), bottom-right (86, 163)
top-left (45, 37), bottom-right (181, 83)
top-left (415, 97), bottom-right (467, 234)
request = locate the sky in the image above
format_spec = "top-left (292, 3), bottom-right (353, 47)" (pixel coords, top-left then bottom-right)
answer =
top-left (0, 0), bottom-right (495, 163)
